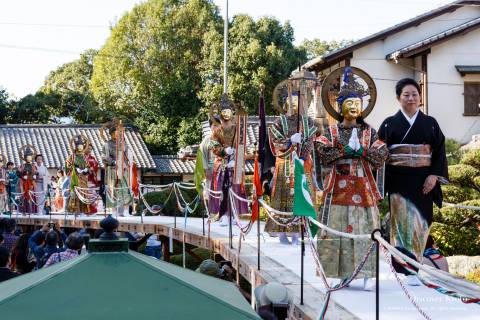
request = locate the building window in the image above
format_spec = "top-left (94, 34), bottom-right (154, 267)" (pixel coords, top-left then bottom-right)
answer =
top-left (464, 82), bottom-right (480, 116)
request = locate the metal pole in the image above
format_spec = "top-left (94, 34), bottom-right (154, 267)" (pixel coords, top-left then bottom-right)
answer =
top-left (223, 0), bottom-right (229, 94)
top-left (371, 229), bottom-right (382, 320)
top-left (202, 206), bottom-right (205, 236)
top-left (257, 210), bottom-right (260, 270)
top-left (301, 217), bottom-right (305, 305)
top-left (229, 206), bottom-right (233, 249)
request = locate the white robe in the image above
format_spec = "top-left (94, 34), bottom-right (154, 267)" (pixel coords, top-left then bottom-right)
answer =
top-left (35, 164), bottom-right (49, 214)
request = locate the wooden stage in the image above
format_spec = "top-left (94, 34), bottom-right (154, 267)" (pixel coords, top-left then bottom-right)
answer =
top-left (6, 213), bottom-right (478, 320)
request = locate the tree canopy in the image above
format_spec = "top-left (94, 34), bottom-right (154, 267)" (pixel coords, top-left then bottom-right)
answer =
top-left (1, 0), bottom-right (352, 154)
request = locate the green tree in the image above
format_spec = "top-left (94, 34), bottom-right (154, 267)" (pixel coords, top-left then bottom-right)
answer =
top-left (91, 0), bottom-right (221, 153)
top-left (299, 38), bottom-right (353, 60)
top-left (0, 88), bottom-right (9, 123)
top-left (40, 49), bottom-right (106, 123)
top-left (199, 14), bottom-right (305, 114)
top-left (7, 92), bottom-right (55, 123)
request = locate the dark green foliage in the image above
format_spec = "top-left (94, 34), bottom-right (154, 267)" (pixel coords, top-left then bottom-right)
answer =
top-left (460, 148), bottom-right (480, 171)
top-left (434, 145), bottom-right (480, 256)
top-left (448, 164), bottom-right (479, 188)
top-left (431, 221), bottom-right (480, 256)
top-left (441, 184), bottom-right (480, 203)
top-left (445, 138), bottom-right (462, 165)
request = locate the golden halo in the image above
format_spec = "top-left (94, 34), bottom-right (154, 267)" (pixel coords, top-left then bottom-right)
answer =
top-left (320, 66), bottom-right (377, 121)
top-left (69, 133), bottom-right (90, 153)
top-left (18, 144), bottom-right (38, 162)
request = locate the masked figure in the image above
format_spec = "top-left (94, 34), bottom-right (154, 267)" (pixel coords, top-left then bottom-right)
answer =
top-left (265, 92), bottom-right (317, 244)
top-left (101, 120), bottom-right (132, 216)
top-left (316, 67), bottom-right (388, 290)
top-left (65, 134), bottom-right (95, 215)
top-left (208, 95), bottom-right (248, 226)
top-left (17, 145), bottom-right (38, 215)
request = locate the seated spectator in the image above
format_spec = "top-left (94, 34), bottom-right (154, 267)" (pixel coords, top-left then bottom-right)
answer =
top-left (0, 246), bottom-right (19, 283)
top-left (44, 232), bottom-right (84, 267)
top-left (10, 234), bottom-right (35, 274)
top-left (196, 259), bottom-right (223, 278)
top-left (145, 234), bottom-right (162, 259)
top-left (37, 231), bottom-right (64, 268)
top-left (422, 236), bottom-right (449, 272)
top-left (2, 218), bottom-right (19, 252)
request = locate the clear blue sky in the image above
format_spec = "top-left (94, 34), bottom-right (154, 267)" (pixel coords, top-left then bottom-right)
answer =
top-left (0, 0), bottom-right (451, 97)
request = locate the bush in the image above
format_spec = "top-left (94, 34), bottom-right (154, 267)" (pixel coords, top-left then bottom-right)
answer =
top-left (448, 164), bottom-right (479, 187)
top-left (431, 221), bottom-right (480, 256)
top-left (466, 268), bottom-right (480, 285)
top-left (474, 176), bottom-right (480, 190)
top-left (445, 138), bottom-right (462, 165)
top-left (460, 148), bottom-right (480, 170)
top-left (136, 187), bottom-right (205, 218)
top-left (442, 184), bottom-right (480, 203)
top-left (437, 199), bottom-right (480, 226)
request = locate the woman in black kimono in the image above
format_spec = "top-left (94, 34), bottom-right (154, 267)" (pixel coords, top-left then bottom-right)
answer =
top-left (378, 78), bottom-right (448, 226)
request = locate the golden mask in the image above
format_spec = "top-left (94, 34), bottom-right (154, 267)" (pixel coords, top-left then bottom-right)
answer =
top-left (220, 109), bottom-right (233, 121)
top-left (341, 97), bottom-right (362, 121)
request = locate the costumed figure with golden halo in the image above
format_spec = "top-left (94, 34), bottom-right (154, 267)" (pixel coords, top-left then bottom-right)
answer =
top-left (17, 145), bottom-right (38, 215)
top-left (85, 143), bottom-right (99, 213)
top-left (0, 154), bottom-right (8, 213)
top-left (208, 94), bottom-right (249, 226)
top-left (65, 134), bottom-right (96, 215)
top-left (315, 66), bottom-right (388, 290)
top-left (265, 69), bottom-right (318, 244)
top-left (101, 119), bottom-right (133, 216)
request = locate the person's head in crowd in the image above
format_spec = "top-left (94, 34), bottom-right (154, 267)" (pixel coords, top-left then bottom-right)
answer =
top-left (35, 154), bottom-right (44, 165)
top-left (6, 161), bottom-right (14, 171)
top-left (65, 232), bottom-right (84, 251)
top-left (196, 259), bottom-right (223, 278)
top-left (35, 232), bottom-right (46, 246)
top-left (12, 234), bottom-right (29, 252)
top-left (45, 231), bottom-right (59, 248)
top-left (4, 219), bottom-right (16, 234)
top-left (56, 169), bottom-right (65, 178)
top-left (0, 246), bottom-right (11, 268)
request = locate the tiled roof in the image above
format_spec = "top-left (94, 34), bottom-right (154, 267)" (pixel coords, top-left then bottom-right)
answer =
top-left (0, 124), bottom-right (156, 169)
top-left (386, 17), bottom-right (480, 60)
top-left (201, 116), bottom-right (278, 155)
top-left (153, 155), bottom-right (254, 175)
top-left (153, 155), bottom-right (196, 174)
top-left (303, 0), bottom-right (479, 71)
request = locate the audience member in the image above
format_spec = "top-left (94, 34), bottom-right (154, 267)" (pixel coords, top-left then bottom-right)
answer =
top-left (10, 234), bottom-right (35, 274)
top-left (44, 232), bottom-right (84, 267)
top-left (2, 218), bottom-right (19, 252)
top-left (422, 236), bottom-right (449, 272)
top-left (0, 246), bottom-right (19, 282)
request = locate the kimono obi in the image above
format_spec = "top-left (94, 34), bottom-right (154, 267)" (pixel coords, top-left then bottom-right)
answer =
top-left (388, 144), bottom-right (432, 168)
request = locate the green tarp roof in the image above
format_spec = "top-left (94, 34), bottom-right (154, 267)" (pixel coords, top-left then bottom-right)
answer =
top-left (0, 251), bottom-right (259, 319)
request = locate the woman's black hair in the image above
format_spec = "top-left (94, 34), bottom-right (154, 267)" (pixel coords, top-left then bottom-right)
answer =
top-left (425, 235), bottom-right (435, 250)
top-left (6, 161), bottom-right (14, 167)
top-left (35, 154), bottom-right (43, 161)
top-left (395, 78), bottom-right (421, 97)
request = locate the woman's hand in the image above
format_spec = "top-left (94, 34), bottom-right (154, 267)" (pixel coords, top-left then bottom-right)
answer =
top-left (423, 175), bottom-right (438, 194)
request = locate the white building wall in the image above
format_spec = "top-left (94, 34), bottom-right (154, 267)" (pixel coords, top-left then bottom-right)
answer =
top-left (383, 5), bottom-right (480, 54)
top-left (351, 42), bottom-right (414, 131)
top-left (427, 28), bottom-right (480, 143)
